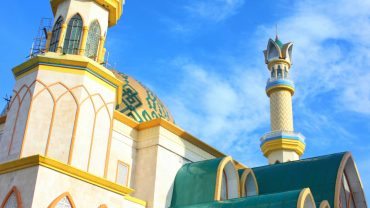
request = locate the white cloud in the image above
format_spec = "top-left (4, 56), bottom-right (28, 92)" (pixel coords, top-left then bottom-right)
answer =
top-left (185, 0), bottom-right (244, 22)
top-left (166, 58), bottom-right (269, 165)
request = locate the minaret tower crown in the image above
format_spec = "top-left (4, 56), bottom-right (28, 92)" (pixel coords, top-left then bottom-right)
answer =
top-left (260, 36), bottom-right (305, 164)
top-left (45, 0), bottom-right (124, 62)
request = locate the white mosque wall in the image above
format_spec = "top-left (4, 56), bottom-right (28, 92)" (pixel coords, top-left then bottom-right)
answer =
top-left (1, 65), bottom-right (116, 179)
top-left (0, 71), bottom-right (37, 163)
top-left (0, 166), bottom-right (39, 207)
top-left (131, 125), bottom-right (216, 208)
top-left (54, 0), bottom-right (109, 35)
top-left (30, 166), bottom-right (144, 208)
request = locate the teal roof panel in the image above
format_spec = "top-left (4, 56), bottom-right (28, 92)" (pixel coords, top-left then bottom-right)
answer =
top-left (252, 152), bottom-right (346, 207)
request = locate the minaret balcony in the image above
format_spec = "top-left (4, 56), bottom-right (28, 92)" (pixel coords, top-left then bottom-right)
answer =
top-left (260, 130), bottom-right (306, 157)
top-left (265, 78), bottom-right (295, 96)
top-left (260, 130), bottom-right (305, 145)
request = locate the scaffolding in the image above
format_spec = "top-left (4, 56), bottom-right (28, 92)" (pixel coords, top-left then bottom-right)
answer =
top-left (29, 18), bottom-right (53, 58)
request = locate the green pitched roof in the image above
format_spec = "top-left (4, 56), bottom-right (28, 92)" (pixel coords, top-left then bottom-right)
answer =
top-left (252, 152), bottom-right (347, 207)
top-left (171, 189), bottom-right (304, 208)
top-left (171, 158), bottom-right (224, 207)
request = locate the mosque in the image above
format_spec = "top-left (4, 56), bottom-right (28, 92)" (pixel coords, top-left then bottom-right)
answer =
top-left (0, 0), bottom-right (367, 208)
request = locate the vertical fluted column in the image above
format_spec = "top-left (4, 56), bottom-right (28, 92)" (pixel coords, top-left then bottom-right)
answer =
top-left (56, 23), bottom-right (68, 53)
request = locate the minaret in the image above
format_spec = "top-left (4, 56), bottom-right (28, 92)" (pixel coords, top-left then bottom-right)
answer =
top-left (0, 0), bottom-right (124, 179)
top-left (260, 36), bottom-right (305, 164)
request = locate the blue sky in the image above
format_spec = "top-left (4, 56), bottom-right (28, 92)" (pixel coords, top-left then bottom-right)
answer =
top-left (0, 0), bottom-right (369, 201)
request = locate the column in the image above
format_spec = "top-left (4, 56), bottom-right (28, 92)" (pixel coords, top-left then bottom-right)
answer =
top-left (79, 26), bottom-right (90, 55)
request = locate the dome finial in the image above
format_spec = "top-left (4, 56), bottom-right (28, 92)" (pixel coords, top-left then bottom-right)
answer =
top-left (275, 24), bottom-right (279, 40)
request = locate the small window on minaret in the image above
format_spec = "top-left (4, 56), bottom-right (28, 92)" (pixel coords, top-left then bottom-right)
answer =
top-left (63, 14), bottom-right (83, 54)
top-left (284, 68), bottom-right (289, 79)
top-left (116, 161), bottom-right (130, 186)
top-left (277, 66), bottom-right (282, 78)
top-left (85, 20), bottom-right (101, 60)
top-left (49, 16), bottom-right (64, 52)
top-left (271, 68), bottom-right (276, 79)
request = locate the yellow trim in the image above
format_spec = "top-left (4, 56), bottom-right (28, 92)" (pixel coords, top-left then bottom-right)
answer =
top-left (334, 152), bottom-right (351, 208)
top-left (45, 31), bottom-right (52, 52)
top-left (12, 53), bottom-right (123, 104)
top-left (50, 0), bottom-right (123, 27)
top-left (240, 168), bottom-right (259, 197)
top-left (260, 139), bottom-right (305, 156)
top-left (124, 195), bottom-right (147, 206)
top-left (268, 59), bottom-right (291, 69)
top-left (57, 23), bottom-right (67, 53)
top-left (266, 85), bottom-right (295, 96)
top-left (214, 156), bottom-right (240, 201)
top-left (97, 36), bottom-right (106, 63)
top-left (297, 188), bottom-right (316, 208)
top-left (0, 155), bottom-right (135, 196)
top-left (319, 200), bottom-right (331, 208)
top-left (0, 116), bottom-right (6, 124)
top-left (79, 26), bottom-right (90, 55)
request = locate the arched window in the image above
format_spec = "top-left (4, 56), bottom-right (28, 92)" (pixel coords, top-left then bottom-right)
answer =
top-left (85, 20), bottom-right (101, 60)
top-left (339, 171), bottom-right (355, 208)
top-left (271, 68), bottom-right (276, 79)
top-left (49, 16), bottom-right (64, 52)
top-left (49, 193), bottom-right (76, 208)
top-left (284, 68), bottom-right (289, 79)
top-left (63, 14), bottom-right (83, 54)
top-left (1, 186), bottom-right (22, 208)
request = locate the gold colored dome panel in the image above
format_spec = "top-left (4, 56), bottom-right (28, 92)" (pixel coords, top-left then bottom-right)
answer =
top-left (113, 71), bottom-right (175, 124)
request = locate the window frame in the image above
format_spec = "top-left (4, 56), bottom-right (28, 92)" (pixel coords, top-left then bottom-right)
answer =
top-left (63, 14), bottom-right (83, 54)
top-left (115, 160), bottom-right (130, 187)
top-left (49, 16), bottom-right (64, 52)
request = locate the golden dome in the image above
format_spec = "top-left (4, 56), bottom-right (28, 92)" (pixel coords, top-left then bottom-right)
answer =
top-left (112, 71), bottom-right (175, 124)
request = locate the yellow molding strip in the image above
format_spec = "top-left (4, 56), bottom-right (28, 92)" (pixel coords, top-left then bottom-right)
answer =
top-left (124, 195), bottom-right (147, 206)
top-left (12, 53), bottom-right (123, 104)
top-left (0, 115), bottom-right (6, 124)
top-left (0, 155), bottom-right (146, 200)
top-left (260, 139), bottom-right (305, 156)
top-left (113, 111), bottom-right (247, 169)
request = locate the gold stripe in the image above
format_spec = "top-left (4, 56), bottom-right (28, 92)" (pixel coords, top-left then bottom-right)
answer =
top-left (124, 195), bottom-right (147, 206)
top-left (0, 155), bottom-right (139, 198)
top-left (260, 139), bottom-right (306, 156)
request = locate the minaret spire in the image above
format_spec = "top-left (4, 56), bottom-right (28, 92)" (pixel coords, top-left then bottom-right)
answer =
top-left (261, 36), bottom-right (305, 164)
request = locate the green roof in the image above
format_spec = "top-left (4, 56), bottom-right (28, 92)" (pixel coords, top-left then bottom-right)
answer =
top-left (171, 158), bottom-right (224, 207)
top-left (171, 189), bottom-right (304, 208)
top-left (252, 152), bottom-right (347, 207)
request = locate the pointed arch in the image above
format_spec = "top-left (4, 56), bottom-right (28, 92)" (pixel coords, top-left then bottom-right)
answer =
top-left (49, 16), bottom-right (64, 52)
top-left (282, 42), bottom-right (293, 63)
top-left (1, 186), bottom-right (23, 208)
top-left (48, 192), bottom-right (76, 208)
top-left (85, 20), bottom-right (102, 60)
top-left (215, 156), bottom-right (240, 201)
top-left (63, 14), bottom-right (83, 54)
